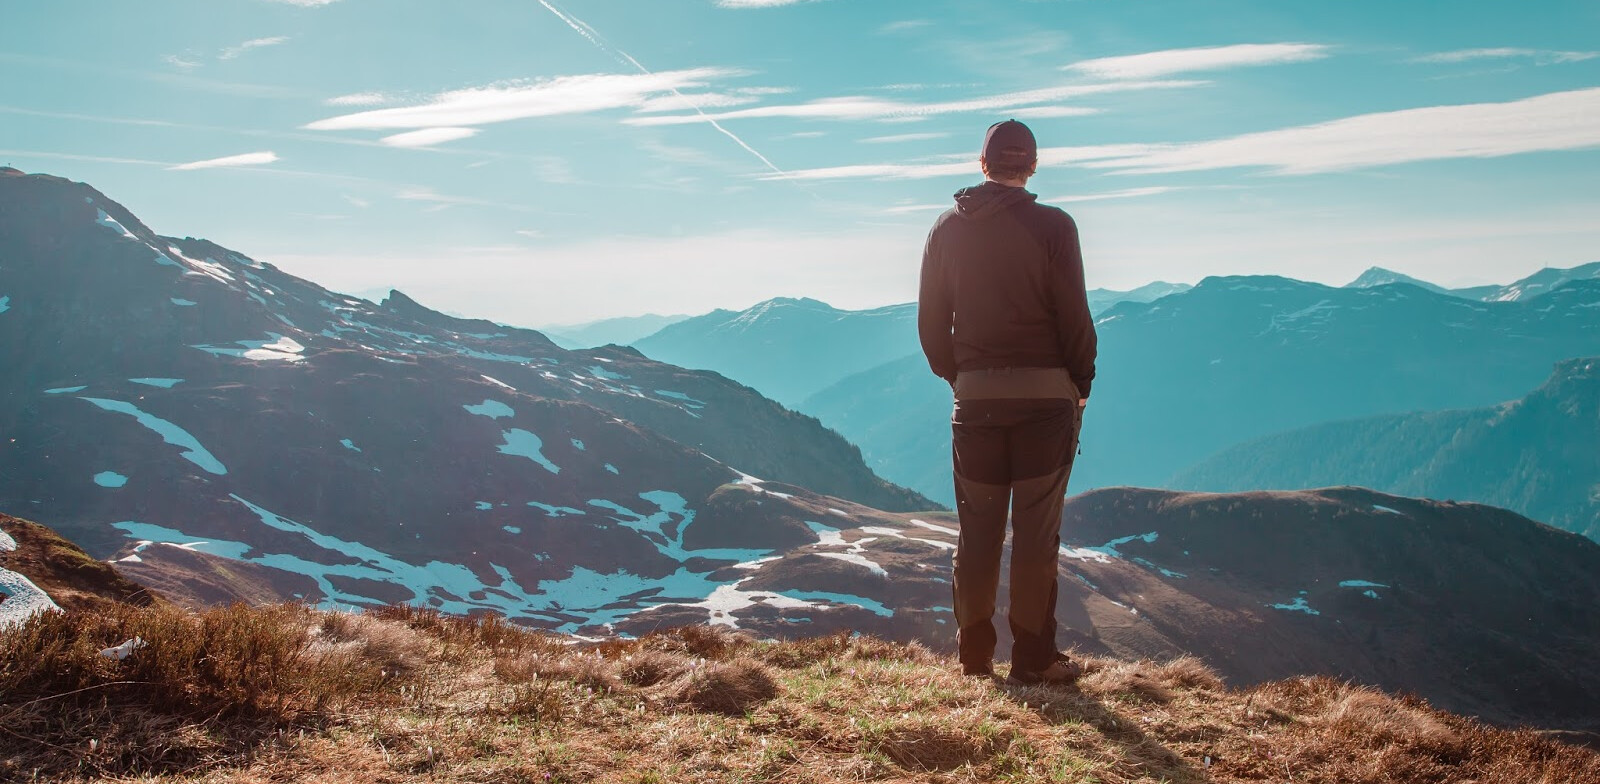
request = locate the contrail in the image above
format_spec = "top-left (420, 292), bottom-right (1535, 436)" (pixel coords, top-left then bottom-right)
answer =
top-left (533, 0), bottom-right (793, 181)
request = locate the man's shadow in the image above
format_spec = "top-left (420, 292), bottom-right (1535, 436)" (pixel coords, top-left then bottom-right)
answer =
top-left (993, 675), bottom-right (1212, 782)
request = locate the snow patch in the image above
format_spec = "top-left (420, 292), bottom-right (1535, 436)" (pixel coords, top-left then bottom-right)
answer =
top-left (481, 375), bottom-right (516, 391)
top-left (129, 378), bottom-right (183, 388)
top-left (44, 386), bottom-right (87, 394)
top-left (908, 518), bottom-right (959, 537)
top-left (817, 552), bottom-right (888, 577)
top-left (503, 526), bottom-right (521, 534)
top-left (192, 333), bottom-right (306, 363)
top-left (0, 295), bottom-right (9, 313)
top-left (1372, 505), bottom-right (1405, 516)
top-left (340, 438), bottom-right (362, 452)
top-left (464, 399), bottom-right (515, 419)
top-left (1268, 597), bottom-right (1321, 616)
top-left (527, 501), bottom-right (586, 517)
top-left (170, 298), bottom-right (197, 306)
top-left (498, 429), bottom-right (560, 474)
top-left (80, 397), bottom-right (227, 475)
top-left (571, 439), bottom-right (586, 451)
top-left (475, 501), bottom-right (493, 511)
top-left (93, 471), bottom-right (128, 488)
top-left (94, 209), bottom-right (137, 240)
top-left (1339, 580), bottom-right (1389, 588)
top-left (605, 464), bottom-right (620, 475)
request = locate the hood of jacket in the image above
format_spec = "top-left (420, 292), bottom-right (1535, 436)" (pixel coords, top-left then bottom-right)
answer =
top-left (952, 180), bottom-right (1037, 220)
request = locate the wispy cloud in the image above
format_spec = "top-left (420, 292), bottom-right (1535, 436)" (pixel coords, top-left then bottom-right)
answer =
top-left (325, 91), bottom-right (389, 106)
top-left (306, 69), bottom-right (738, 131)
top-left (380, 127), bottom-right (479, 148)
top-left (395, 186), bottom-right (544, 213)
top-left (162, 54), bottom-right (201, 70)
top-left (716, 0), bottom-right (817, 7)
top-left (626, 79), bottom-right (1199, 126)
top-left (1065, 43), bottom-right (1330, 79)
top-left (879, 19), bottom-right (931, 33)
top-left (1082, 87), bottom-right (1600, 175)
top-left (1044, 186), bottom-right (1181, 203)
top-left (767, 87), bottom-right (1600, 181)
top-left (760, 144), bottom-right (1161, 181)
top-left (219, 36), bottom-right (290, 60)
top-left (861, 132), bottom-right (949, 144)
top-left (169, 151), bottom-right (279, 171)
top-left (266, 0), bottom-right (340, 6)
top-left (1412, 47), bottom-right (1598, 65)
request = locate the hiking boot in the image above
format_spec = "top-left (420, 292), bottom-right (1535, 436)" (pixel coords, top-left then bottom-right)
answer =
top-left (962, 662), bottom-right (995, 678)
top-left (1007, 653), bottom-right (1082, 686)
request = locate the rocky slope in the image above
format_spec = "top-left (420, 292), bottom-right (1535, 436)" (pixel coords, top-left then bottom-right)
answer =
top-left (0, 168), bottom-right (931, 630)
top-left (1172, 357), bottom-right (1600, 540)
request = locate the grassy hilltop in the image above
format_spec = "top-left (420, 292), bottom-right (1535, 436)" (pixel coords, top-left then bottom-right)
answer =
top-left (3, 602), bottom-right (1596, 783)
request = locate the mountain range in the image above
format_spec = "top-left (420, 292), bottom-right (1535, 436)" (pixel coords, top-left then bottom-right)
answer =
top-left (630, 284), bottom-right (1193, 410)
top-left (0, 167), bottom-right (930, 632)
top-left (1174, 357), bottom-right (1600, 541)
top-left (668, 270), bottom-right (1600, 528)
top-left (6, 169), bottom-right (1600, 734)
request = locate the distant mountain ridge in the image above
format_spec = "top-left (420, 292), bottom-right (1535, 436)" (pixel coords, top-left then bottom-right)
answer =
top-left (540, 312), bottom-right (692, 349)
top-left (803, 273), bottom-right (1600, 513)
top-left (1173, 357), bottom-right (1600, 541)
top-left (629, 285), bottom-right (1191, 410)
top-left (1344, 263), bottom-right (1600, 302)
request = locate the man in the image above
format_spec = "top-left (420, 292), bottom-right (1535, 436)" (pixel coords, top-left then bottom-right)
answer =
top-left (917, 119), bottom-right (1097, 684)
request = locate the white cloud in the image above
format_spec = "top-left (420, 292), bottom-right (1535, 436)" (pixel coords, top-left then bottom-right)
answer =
top-left (162, 54), bottom-right (201, 70)
top-left (764, 143), bottom-right (1162, 181)
top-left (380, 127), bottom-right (479, 148)
top-left (1083, 87), bottom-right (1600, 175)
top-left (169, 151), bottom-right (279, 170)
top-left (1065, 43), bottom-right (1330, 79)
top-left (220, 36), bottom-right (290, 60)
top-left (1412, 47), bottom-right (1598, 65)
top-left (266, 0), bottom-right (340, 5)
top-left (1044, 186), bottom-right (1180, 203)
top-left (341, 194), bottom-right (370, 208)
top-left (305, 68), bottom-right (737, 131)
top-left (768, 88), bottom-right (1600, 181)
top-left (860, 132), bottom-right (949, 144)
top-left (325, 91), bottom-right (389, 106)
top-left (633, 92), bottom-right (763, 113)
top-left (1006, 106), bottom-right (1101, 119)
top-left (626, 79), bottom-right (1199, 126)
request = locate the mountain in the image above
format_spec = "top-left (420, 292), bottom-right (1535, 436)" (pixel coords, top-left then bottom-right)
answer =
top-left (632, 297), bottom-right (918, 408)
top-left (1487, 260), bottom-right (1600, 302)
top-left (1172, 358), bottom-right (1600, 540)
top-left (1344, 266), bottom-right (1453, 294)
top-left (630, 285), bottom-right (1190, 414)
top-left (540, 312), bottom-right (691, 349)
top-left (804, 274), bottom-right (1600, 506)
top-left (0, 168), bottom-right (934, 632)
top-left (1087, 280), bottom-right (1193, 312)
top-left (1343, 262), bottom-right (1600, 302)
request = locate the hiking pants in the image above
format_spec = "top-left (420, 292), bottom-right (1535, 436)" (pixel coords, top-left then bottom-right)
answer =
top-left (949, 368), bottom-right (1081, 673)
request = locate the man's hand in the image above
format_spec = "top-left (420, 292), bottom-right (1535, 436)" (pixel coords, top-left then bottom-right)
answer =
top-left (1078, 397), bottom-right (1089, 409)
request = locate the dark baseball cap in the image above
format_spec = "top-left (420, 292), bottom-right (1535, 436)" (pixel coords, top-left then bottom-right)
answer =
top-left (981, 119), bottom-right (1037, 165)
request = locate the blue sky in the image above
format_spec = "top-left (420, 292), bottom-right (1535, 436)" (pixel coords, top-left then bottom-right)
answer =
top-left (4, 0), bottom-right (1598, 325)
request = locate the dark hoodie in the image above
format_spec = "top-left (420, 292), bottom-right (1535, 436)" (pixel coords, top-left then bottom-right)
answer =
top-left (917, 181), bottom-right (1097, 398)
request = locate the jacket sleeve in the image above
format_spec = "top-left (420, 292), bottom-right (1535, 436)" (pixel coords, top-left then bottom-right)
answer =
top-left (917, 224), bottom-right (958, 384)
top-left (1052, 214), bottom-right (1097, 399)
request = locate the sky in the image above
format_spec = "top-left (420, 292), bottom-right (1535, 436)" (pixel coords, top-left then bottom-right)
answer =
top-left (4, 0), bottom-right (1599, 327)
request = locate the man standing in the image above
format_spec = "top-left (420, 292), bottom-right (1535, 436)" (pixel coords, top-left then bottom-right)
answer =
top-left (917, 119), bottom-right (1097, 684)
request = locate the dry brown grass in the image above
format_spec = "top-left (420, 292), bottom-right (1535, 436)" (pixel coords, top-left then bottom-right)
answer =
top-left (3, 603), bottom-right (1595, 783)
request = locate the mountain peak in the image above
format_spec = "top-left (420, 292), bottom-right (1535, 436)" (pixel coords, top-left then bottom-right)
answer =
top-left (1344, 267), bottom-right (1446, 292)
